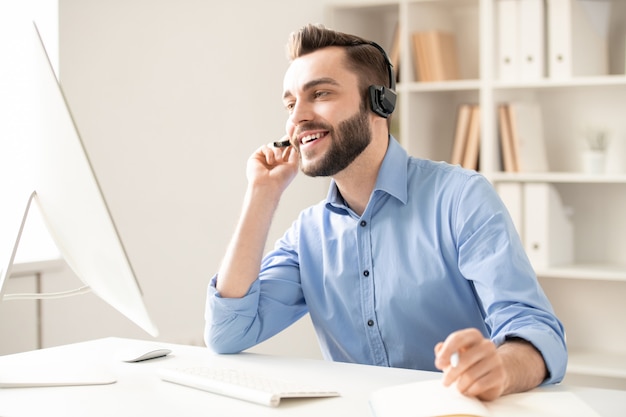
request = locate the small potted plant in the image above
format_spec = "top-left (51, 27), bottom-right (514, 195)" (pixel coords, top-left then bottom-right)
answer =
top-left (582, 129), bottom-right (609, 174)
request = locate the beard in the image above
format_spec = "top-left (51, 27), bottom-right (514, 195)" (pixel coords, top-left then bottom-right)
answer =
top-left (297, 104), bottom-right (373, 177)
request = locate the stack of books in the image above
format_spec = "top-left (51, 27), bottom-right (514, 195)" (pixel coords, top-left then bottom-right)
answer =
top-left (411, 30), bottom-right (460, 82)
top-left (450, 104), bottom-right (480, 170)
top-left (497, 102), bottom-right (548, 173)
top-left (449, 101), bottom-right (549, 174)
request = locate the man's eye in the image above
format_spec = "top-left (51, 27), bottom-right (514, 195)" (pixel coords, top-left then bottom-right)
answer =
top-left (285, 102), bottom-right (295, 112)
top-left (314, 91), bottom-right (328, 99)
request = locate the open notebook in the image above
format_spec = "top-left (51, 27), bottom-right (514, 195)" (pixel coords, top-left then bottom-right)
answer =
top-left (369, 379), bottom-right (602, 417)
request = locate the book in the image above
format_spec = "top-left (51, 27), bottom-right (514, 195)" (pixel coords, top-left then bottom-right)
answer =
top-left (411, 31), bottom-right (430, 81)
top-left (389, 24), bottom-right (401, 83)
top-left (411, 31), bottom-right (459, 82)
top-left (369, 379), bottom-right (602, 417)
top-left (497, 104), bottom-right (518, 172)
top-left (461, 105), bottom-right (480, 170)
top-left (450, 104), bottom-right (473, 166)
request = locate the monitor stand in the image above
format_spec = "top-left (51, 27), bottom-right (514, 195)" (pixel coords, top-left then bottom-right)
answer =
top-left (0, 193), bottom-right (115, 388)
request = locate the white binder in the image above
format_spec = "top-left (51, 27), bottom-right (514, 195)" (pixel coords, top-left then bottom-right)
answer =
top-left (496, 182), bottom-right (523, 237)
top-left (546, 0), bottom-right (611, 78)
top-left (523, 183), bottom-right (573, 270)
top-left (508, 101), bottom-right (549, 173)
top-left (496, 0), bottom-right (520, 80)
top-left (519, 0), bottom-right (546, 80)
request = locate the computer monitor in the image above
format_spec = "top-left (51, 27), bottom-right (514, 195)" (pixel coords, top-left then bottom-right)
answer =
top-left (0, 24), bottom-right (158, 338)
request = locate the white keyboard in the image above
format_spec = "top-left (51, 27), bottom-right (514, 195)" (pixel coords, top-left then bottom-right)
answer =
top-left (158, 366), bottom-right (339, 407)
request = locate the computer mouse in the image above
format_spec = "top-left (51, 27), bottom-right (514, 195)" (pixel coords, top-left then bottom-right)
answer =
top-left (121, 346), bottom-right (172, 363)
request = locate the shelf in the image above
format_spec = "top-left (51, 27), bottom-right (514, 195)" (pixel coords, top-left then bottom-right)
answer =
top-left (493, 75), bottom-right (626, 90)
top-left (536, 264), bottom-right (626, 282)
top-left (9, 258), bottom-right (65, 278)
top-left (400, 79), bottom-right (480, 92)
top-left (330, 0), bottom-right (626, 390)
top-left (490, 172), bottom-right (626, 184)
top-left (568, 350), bottom-right (626, 379)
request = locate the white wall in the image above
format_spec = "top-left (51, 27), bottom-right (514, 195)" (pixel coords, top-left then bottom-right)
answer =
top-left (33, 0), bottom-right (338, 357)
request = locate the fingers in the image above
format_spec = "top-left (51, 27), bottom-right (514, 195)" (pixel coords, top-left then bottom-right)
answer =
top-left (253, 137), bottom-right (293, 167)
top-left (266, 136), bottom-right (295, 163)
top-left (434, 328), bottom-right (506, 401)
top-left (247, 136), bottom-right (299, 187)
top-left (434, 328), bottom-right (484, 371)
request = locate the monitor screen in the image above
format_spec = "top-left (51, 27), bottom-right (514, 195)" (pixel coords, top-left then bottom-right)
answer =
top-left (0, 24), bottom-right (158, 337)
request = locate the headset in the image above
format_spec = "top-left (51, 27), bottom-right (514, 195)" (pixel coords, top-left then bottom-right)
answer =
top-left (366, 41), bottom-right (397, 119)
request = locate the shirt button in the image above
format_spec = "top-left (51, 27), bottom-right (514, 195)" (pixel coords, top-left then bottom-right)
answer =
top-left (367, 320), bottom-right (374, 327)
top-left (363, 270), bottom-right (369, 277)
top-left (360, 220), bottom-right (367, 227)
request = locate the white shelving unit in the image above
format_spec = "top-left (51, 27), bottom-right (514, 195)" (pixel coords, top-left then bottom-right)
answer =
top-left (327, 0), bottom-right (626, 390)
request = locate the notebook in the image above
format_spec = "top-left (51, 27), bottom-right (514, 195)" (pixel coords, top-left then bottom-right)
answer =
top-left (369, 379), bottom-right (602, 417)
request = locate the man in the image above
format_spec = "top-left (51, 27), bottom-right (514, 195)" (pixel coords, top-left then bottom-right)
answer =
top-left (205, 24), bottom-right (567, 401)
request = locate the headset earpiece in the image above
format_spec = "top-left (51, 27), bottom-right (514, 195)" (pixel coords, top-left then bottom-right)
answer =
top-left (367, 42), bottom-right (397, 118)
top-left (369, 85), bottom-right (397, 118)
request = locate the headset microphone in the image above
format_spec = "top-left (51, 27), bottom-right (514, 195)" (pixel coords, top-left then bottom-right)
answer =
top-left (367, 41), bottom-right (397, 119)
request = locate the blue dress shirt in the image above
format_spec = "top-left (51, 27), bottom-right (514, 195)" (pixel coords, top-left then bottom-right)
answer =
top-left (205, 137), bottom-right (567, 384)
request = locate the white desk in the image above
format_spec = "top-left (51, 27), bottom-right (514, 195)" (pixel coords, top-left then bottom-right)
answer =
top-left (0, 337), bottom-right (624, 416)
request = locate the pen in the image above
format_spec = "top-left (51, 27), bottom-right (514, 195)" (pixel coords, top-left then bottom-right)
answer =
top-left (273, 139), bottom-right (291, 148)
top-left (450, 352), bottom-right (459, 368)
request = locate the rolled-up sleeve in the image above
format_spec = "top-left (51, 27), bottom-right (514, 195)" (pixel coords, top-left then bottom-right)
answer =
top-left (204, 237), bottom-right (309, 354)
top-left (204, 276), bottom-right (262, 354)
top-left (456, 175), bottom-right (567, 384)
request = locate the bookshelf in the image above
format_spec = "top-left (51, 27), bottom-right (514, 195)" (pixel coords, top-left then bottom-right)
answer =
top-left (327, 0), bottom-right (626, 390)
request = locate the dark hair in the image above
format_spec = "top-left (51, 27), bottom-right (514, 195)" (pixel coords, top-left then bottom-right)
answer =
top-left (287, 24), bottom-right (391, 105)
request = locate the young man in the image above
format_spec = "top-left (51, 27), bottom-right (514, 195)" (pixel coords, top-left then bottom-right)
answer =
top-left (205, 24), bottom-right (567, 400)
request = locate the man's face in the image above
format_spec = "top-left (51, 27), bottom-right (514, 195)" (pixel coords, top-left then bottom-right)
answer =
top-left (282, 47), bottom-right (373, 177)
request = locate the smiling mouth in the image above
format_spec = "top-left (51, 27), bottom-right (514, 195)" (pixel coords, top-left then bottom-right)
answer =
top-left (300, 132), bottom-right (328, 145)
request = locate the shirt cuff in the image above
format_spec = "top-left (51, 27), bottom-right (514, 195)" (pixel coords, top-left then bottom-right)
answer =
top-left (495, 329), bottom-right (567, 385)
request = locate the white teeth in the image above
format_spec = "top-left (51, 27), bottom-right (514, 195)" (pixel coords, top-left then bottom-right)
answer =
top-left (302, 133), bottom-right (323, 144)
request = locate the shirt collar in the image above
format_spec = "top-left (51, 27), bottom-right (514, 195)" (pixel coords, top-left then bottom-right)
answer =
top-left (325, 136), bottom-right (408, 214)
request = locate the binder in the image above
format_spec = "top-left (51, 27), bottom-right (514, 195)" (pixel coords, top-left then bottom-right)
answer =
top-left (496, 182), bottom-right (523, 236)
top-left (518, 0), bottom-right (546, 80)
top-left (546, 0), bottom-right (611, 78)
top-left (507, 102), bottom-right (549, 172)
top-left (523, 183), bottom-right (573, 270)
top-left (496, 0), bottom-right (520, 80)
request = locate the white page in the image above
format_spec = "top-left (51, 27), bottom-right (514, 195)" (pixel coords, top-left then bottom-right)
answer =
top-left (370, 379), bottom-right (489, 417)
top-left (370, 379), bottom-right (602, 417)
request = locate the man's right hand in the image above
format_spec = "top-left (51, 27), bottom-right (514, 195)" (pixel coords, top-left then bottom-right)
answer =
top-left (247, 137), bottom-right (299, 194)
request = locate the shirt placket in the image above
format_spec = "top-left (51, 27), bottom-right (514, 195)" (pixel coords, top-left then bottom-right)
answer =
top-left (356, 212), bottom-right (389, 367)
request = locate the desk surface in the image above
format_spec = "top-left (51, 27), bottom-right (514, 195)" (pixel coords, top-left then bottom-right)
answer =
top-left (0, 337), bottom-right (624, 416)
